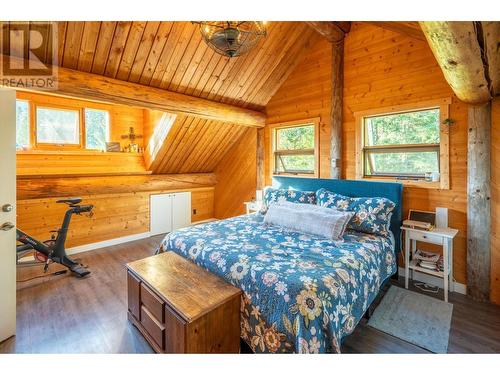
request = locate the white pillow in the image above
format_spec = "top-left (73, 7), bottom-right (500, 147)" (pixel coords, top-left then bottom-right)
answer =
top-left (264, 201), bottom-right (354, 240)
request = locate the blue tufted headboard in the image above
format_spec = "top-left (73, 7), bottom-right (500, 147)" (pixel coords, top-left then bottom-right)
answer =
top-left (272, 176), bottom-right (403, 252)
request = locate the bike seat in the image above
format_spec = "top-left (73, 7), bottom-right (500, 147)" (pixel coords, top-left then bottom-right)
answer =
top-left (56, 197), bottom-right (82, 205)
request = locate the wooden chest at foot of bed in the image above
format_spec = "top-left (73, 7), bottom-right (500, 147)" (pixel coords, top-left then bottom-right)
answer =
top-left (126, 251), bottom-right (242, 353)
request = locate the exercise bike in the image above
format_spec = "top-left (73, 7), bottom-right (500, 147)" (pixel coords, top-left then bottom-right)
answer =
top-left (16, 198), bottom-right (94, 278)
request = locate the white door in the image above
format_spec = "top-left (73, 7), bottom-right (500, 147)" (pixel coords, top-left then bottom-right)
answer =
top-left (172, 192), bottom-right (191, 230)
top-left (0, 89), bottom-right (17, 342)
top-left (150, 194), bottom-right (172, 236)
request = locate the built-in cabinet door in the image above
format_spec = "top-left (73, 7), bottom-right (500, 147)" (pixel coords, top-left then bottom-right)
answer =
top-left (150, 194), bottom-right (173, 236)
top-left (172, 192), bottom-right (191, 231)
top-left (150, 192), bottom-right (192, 236)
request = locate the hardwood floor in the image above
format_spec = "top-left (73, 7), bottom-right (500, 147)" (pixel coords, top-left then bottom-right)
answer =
top-left (343, 282), bottom-right (500, 353)
top-left (1, 236), bottom-right (499, 354)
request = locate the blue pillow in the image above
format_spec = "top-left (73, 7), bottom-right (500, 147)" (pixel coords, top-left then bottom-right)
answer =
top-left (263, 187), bottom-right (316, 212)
top-left (316, 188), bottom-right (395, 236)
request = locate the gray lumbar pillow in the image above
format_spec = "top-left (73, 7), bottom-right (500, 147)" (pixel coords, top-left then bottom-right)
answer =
top-left (263, 201), bottom-right (354, 240)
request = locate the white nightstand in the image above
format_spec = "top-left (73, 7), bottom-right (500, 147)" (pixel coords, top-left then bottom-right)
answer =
top-left (244, 201), bottom-right (263, 214)
top-left (401, 226), bottom-right (459, 302)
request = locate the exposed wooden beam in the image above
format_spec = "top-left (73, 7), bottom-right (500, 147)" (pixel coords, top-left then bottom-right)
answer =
top-left (330, 40), bottom-right (344, 179)
top-left (482, 21), bottom-right (500, 97)
top-left (467, 102), bottom-right (491, 302)
top-left (306, 22), bottom-right (345, 43)
top-left (366, 21), bottom-right (425, 41)
top-left (0, 54), bottom-right (266, 127)
top-left (17, 173), bottom-right (217, 200)
top-left (419, 22), bottom-right (492, 104)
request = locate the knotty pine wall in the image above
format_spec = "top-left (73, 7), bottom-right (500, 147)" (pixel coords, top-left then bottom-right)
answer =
top-left (264, 22), bottom-right (470, 286)
top-left (214, 128), bottom-right (257, 219)
top-left (17, 186), bottom-right (215, 248)
top-left (492, 97), bottom-right (499, 304)
top-left (264, 39), bottom-right (332, 182)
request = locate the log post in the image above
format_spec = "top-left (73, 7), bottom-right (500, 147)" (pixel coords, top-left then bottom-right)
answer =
top-left (256, 128), bottom-right (265, 190)
top-left (306, 22), bottom-right (346, 179)
top-left (330, 40), bottom-right (344, 179)
top-left (467, 102), bottom-right (491, 301)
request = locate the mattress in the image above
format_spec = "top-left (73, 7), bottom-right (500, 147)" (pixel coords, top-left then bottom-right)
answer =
top-left (161, 214), bottom-right (396, 353)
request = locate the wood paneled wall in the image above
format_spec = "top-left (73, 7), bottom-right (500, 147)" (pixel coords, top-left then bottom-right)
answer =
top-left (17, 151), bottom-right (147, 177)
top-left (265, 38), bottom-right (332, 183)
top-left (214, 128), bottom-right (257, 219)
top-left (264, 22), bottom-right (470, 286)
top-left (17, 176), bottom-right (215, 248)
top-left (492, 97), bottom-right (500, 304)
top-left (343, 23), bottom-right (468, 285)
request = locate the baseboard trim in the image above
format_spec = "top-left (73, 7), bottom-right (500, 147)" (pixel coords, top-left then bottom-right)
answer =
top-left (398, 266), bottom-right (467, 295)
top-left (66, 219), bottom-right (218, 255)
top-left (67, 232), bottom-right (151, 255)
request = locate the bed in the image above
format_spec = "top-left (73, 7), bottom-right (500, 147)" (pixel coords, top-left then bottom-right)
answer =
top-left (161, 177), bottom-right (403, 353)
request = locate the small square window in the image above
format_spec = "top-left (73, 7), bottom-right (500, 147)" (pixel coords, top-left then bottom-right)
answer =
top-left (273, 123), bottom-right (316, 175)
top-left (36, 107), bottom-right (80, 145)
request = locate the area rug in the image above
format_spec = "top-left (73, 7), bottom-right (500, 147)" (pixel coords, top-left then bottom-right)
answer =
top-left (367, 286), bottom-right (453, 353)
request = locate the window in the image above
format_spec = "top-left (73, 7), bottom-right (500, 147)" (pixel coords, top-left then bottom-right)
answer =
top-left (16, 100), bottom-right (29, 149)
top-left (363, 108), bottom-right (440, 178)
top-left (85, 108), bottom-right (110, 150)
top-left (272, 119), bottom-right (318, 176)
top-left (36, 106), bottom-right (80, 145)
top-left (355, 99), bottom-right (451, 189)
top-left (15, 99), bottom-right (112, 151)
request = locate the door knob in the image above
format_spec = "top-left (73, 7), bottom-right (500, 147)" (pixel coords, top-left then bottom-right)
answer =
top-left (2, 204), bottom-right (13, 212)
top-left (0, 222), bottom-right (15, 231)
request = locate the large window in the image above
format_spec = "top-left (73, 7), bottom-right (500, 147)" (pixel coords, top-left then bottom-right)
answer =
top-left (16, 100), bottom-right (29, 149)
top-left (355, 99), bottom-right (451, 189)
top-left (85, 108), bottom-right (110, 150)
top-left (36, 107), bottom-right (80, 145)
top-left (363, 108), bottom-right (440, 178)
top-left (272, 119), bottom-right (318, 176)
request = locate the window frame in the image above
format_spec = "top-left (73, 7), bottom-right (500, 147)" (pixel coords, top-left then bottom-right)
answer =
top-left (34, 104), bottom-right (83, 149)
top-left (84, 107), bottom-right (111, 151)
top-left (354, 98), bottom-right (451, 189)
top-left (15, 99), bottom-right (30, 149)
top-left (269, 117), bottom-right (320, 178)
top-left (18, 98), bottom-right (112, 151)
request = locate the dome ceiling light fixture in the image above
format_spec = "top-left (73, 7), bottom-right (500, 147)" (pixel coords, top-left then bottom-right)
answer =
top-left (194, 21), bottom-right (267, 58)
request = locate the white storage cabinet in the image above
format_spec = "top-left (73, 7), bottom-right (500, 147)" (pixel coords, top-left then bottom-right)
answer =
top-left (150, 192), bottom-right (191, 235)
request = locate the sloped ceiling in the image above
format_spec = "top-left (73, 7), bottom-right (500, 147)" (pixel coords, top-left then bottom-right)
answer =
top-left (1, 21), bottom-right (319, 112)
top-left (150, 114), bottom-right (249, 174)
top-left (1, 21), bottom-right (323, 174)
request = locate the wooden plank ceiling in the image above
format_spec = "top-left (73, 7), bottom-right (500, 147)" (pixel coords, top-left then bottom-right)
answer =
top-left (2, 21), bottom-right (322, 174)
top-left (151, 115), bottom-right (249, 174)
top-left (1, 21), bottom-right (317, 111)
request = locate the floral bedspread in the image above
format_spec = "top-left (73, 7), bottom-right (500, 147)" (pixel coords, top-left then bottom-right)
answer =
top-left (161, 214), bottom-right (396, 353)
